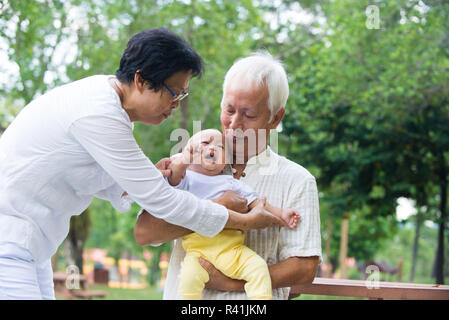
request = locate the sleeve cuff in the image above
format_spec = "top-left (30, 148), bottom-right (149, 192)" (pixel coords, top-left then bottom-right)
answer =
top-left (109, 187), bottom-right (133, 213)
top-left (279, 247), bottom-right (323, 264)
top-left (194, 202), bottom-right (229, 238)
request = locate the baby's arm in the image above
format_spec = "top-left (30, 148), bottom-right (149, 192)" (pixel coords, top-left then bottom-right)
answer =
top-left (249, 199), bottom-right (300, 229)
top-left (167, 142), bottom-right (197, 186)
top-left (167, 153), bottom-right (189, 186)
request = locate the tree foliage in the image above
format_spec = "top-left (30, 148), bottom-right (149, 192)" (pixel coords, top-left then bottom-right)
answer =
top-left (1, 0), bottom-right (448, 283)
top-left (280, 0), bottom-right (448, 281)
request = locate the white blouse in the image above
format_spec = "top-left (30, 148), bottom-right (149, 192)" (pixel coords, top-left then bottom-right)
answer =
top-left (0, 75), bottom-right (228, 264)
top-left (163, 147), bottom-right (322, 300)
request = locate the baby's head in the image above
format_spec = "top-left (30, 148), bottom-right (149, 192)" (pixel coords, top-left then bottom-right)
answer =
top-left (185, 129), bottom-right (227, 176)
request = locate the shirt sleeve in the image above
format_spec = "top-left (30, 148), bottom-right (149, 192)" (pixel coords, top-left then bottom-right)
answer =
top-left (68, 115), bottom-right (229, 237)
top-left (93, 183), bottom-right (133, 213)
top-left (278, 177), bottom-right (322, 263)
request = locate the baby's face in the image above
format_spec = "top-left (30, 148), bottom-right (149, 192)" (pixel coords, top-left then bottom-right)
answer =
top-left (188, 130), bottom-right (227, 175)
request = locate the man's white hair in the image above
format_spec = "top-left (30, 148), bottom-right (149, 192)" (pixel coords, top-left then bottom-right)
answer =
top-left (222, 51), bottom-right (289, 122)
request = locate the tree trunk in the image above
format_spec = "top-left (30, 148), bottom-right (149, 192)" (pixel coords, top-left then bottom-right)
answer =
top-left (68, 237), bottom-right (85, 274)
top-left (66, 209), bottom-right (91, 274)
top-left (435, 158), bottom-right (447, 284)
top-left (325, 217), bottom-right (332, 277)
top-left (410, 209), bottom-right (422, 282)
top-left (180, 96), bottom-right (189, 130)
top-left (51, 250), bottom-right (59, 272)
top-left (339, 214), bottom-right (349, 279)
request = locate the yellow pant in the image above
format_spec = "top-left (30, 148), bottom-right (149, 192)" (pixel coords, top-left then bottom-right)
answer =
top-left (178, 229), bottom-right (272, 300)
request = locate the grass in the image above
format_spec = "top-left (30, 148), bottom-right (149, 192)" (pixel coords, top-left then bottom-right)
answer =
top-left (58, 284), bottom-right (163, 300)
top-left (62, 284), bottom-right (363, 300)
top-left (295, 294), bottom-right (363, 300)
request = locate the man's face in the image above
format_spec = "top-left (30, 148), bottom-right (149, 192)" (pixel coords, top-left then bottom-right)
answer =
top-left (220, 80), bottom-right (279, 163)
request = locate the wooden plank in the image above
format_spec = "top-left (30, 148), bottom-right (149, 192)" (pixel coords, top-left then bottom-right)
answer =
top-left (292, 277), bottom-right (449, 300)
top-left (53, 272), bottom-right (106, 300)
top-left (72, 290), bottom-right (107, 300)
top-left (53, 272), bottom-right (88, 282)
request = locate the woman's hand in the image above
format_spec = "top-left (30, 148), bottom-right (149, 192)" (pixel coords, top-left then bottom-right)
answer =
top-left (243, 197), bottom-right (287, 229)
top-left (155, 157), bottom-right (172, 177)
top-left (225, 197), bottom-right (287, 231)
top-left (212, 190), bottom-right (249, 213)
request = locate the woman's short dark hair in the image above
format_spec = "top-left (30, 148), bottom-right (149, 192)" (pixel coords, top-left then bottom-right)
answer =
top-left (115, 27), bottom-right (203, 91)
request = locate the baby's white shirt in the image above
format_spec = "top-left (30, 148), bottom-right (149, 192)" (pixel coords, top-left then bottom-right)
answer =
top-left (174, 169), bottom-right (259, 205)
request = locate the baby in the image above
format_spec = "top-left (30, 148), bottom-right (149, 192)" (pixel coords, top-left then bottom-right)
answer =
top-left (167, 129), bottom-right (300, 300)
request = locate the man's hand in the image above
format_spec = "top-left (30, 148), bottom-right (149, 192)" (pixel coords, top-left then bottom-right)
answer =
top-left (199, 258), bottom-right (245, 292)
top-left (155, 157), bottom-right (172, 177)
top-left (212, 190), bottom-right (249, 213)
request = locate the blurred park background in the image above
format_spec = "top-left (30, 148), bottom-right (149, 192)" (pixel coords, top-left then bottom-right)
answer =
top-left (0, 0), bottom-right (448, 299)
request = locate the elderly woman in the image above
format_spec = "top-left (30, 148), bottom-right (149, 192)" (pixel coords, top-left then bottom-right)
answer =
top-left (0, 28), bottom-right (282, 300)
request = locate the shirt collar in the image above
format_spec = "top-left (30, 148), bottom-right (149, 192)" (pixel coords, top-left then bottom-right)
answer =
top-left (244, 146), bottom-right (279, 176)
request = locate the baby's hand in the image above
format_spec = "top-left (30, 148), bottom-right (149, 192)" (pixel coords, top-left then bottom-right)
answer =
top-left (171, 152), bottom-right (187, 166)
top-left (167, 153), bottom-right (189, 185)
top-left (155, 157), bottom-right (172, 178)
top-left (281, 209), bottom-right (300, 229)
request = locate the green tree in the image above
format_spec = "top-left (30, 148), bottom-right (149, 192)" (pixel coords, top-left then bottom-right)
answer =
top-left (0, 0), bottom-right (71, 103)
top-left (280, 0), bottom-right (448, 282)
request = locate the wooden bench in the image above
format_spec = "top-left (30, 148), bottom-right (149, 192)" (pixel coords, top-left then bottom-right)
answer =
top-left (290, 277), bottom-right (449, 300)
top-left (71, 290), bottom-right (107, 300)
top-left (53, 272), bottom-right (107, 300)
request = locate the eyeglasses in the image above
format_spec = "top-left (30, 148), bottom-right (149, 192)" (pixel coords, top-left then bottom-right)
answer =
top-left (163, 83), bottom-right (189, 102)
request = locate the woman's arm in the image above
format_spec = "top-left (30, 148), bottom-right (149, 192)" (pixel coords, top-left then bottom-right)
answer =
top-left (134, 190), bottom-right (250, 246)
top-left (134, 201), bottom-right (281, 246)
top-left (69, 116), bottom-right (230, 238)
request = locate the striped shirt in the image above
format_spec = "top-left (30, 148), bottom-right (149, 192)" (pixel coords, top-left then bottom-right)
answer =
top-left (162, 146), bottom-right (322, 300)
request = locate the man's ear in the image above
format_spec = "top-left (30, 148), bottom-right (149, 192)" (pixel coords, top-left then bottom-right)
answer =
top-left (270, 108), bottom-right (285, 129)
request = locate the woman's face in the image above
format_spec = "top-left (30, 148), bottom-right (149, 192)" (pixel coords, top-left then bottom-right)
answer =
top-left (128, 70), bottom-right (191, 125)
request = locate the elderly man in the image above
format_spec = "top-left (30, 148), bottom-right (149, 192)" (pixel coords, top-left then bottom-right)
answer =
top-left (134, 52), bottom-right (322, 300)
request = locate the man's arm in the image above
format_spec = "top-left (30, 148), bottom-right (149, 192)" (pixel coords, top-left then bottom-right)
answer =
top-left (199, 256), bottom-right (319, 293)
top-left (134, 210), bottom-right (191, 246)
top-left (269, 256), bottom-right (319, 289)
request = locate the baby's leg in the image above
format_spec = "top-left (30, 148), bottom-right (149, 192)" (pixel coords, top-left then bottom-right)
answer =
top-left (178, 251), bottom-right (210, 300)
top-left (215, 247), bottom-right (272, 300)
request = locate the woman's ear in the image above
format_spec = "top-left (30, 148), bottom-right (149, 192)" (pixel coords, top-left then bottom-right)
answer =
top-left (134, 70), bottom-right (146, 93)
